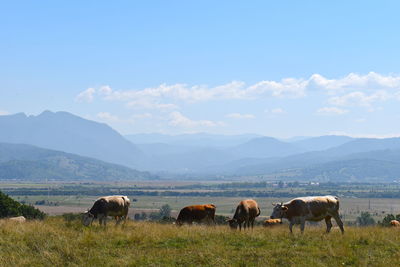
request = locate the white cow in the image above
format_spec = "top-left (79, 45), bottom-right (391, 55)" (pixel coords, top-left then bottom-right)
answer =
top-left (82, 196), bottom-right (130, 226)
top-left (270, 195), bottom-right (344, 234)
top-left (8, 216), bottom-right (26, 223)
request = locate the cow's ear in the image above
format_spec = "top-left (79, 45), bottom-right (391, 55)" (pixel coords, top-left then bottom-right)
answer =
top-left (281, 206), bottom-right (288, 211)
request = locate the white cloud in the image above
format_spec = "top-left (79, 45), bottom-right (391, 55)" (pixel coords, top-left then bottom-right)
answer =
top-left (96, 112), bottom-right (120, 122)
top-left (75, 88), bottom-right (96, 103)
top-left (247, 78), bottom-right (307, 98)
top-left (0, 110), bottom-right (10, 116)
top-left (309, 72), bottom-right (400, 93)
top-left (317, 107), bottom-right (349, 115)
top-left (75, 73), bottom-right (400, 105)
top-left (169, 111), bottom-right (223, 128)
top-left (265, 108), bottom-right (286, 114)
top-left (132, 113), bottom-right (153, 119)
top-left (328, 90), bottom-right (389, 107)
top-left (99, 85), bottom-right (112, 96)
top-left (126, 99), bottom-right (178, 110)
top-left (271, 108), bottom-right (285, 114)
top-left (226, 113), bottom-right (255, 119)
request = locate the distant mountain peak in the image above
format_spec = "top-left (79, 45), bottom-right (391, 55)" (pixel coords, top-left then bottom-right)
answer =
top-left (0, 110), bottom-right (144, 169)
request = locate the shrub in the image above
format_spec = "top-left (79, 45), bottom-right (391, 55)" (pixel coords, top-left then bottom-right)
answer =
top-left (0, 191), bottom-right (45, 219)
top-left (378, 214), bottom-right (400, 226)
top-left (356, 212), bottom-right (375, 226)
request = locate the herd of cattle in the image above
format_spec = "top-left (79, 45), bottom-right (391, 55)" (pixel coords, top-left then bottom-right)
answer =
top-left (79, 195), bottom-right (400, 232)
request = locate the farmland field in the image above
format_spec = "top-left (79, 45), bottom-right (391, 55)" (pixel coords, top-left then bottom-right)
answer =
top-left (2, 181), bottom-right (400, 223)
top-left (1, 218), bottom-right (400, 266)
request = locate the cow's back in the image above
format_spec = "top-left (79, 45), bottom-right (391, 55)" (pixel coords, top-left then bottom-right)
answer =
top-left (285, 196), bottom-right (340, 219)
top-left (177, 204), bottom-right (216, 223)
top-left (234, 199), bottom-right (260, 220)
top-left (90, 196), bottom-right (129, 217)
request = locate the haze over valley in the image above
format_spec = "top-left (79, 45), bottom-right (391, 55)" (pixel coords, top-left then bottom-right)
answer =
top-left (1, 110), bottom-right (400, 183)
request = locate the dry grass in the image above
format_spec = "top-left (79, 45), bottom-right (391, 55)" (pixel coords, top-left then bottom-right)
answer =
top-left (1, 218), bottom-right (400, 266)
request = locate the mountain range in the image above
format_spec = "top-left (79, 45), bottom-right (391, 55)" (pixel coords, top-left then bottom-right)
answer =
top-left (0, 111), bottom-right (144, 168)
top-left (0, 143), bottom-right (154, 181)
top-left (1, 111), bottom-right (400, 182)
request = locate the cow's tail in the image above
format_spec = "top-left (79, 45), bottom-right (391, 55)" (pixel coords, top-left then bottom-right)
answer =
top-left (257, 206), bottom-right (261, 217)
top-left (334, 196), bottom-right (340, 211)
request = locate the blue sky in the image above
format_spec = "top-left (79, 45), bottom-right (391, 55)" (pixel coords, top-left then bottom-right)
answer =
top-left (1, 1), bottom-right (400, 137)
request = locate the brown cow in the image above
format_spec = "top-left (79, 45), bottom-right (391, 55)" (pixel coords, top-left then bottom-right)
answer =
top-left (228, 199), bottom-right (260, 230)
top-left (270, 196), bottom-right (344, 234)
top-left (176, 204), bottom-right (216, 226)
top-left (263, 218), bottom-right (282, 227)
top-left (390, 220), bottom-right (400, 227)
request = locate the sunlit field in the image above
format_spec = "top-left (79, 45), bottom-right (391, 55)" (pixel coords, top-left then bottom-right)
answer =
top-left (8, 194), bottom-right (400, 223)
top-left (1, 218), bottom-right (400, 266)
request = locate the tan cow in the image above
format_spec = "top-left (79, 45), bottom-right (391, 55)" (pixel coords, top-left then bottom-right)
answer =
top-left (8, 216), bottom-right (26, 223)
top-left (82, 195), bottom-right (130, 226)
top-left (228, 199), bottom-right (260, 230)
top-left (263, 218), bottom-right (282, 227)
top-left (176, 204), bottom-right (216, 226)
top-left (270, 196), bottom-right (344, 234)
top-left (390, 220), bottom-right (400, 227)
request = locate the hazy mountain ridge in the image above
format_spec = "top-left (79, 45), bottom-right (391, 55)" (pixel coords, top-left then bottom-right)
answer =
top-left (0, 143), bottom-right (154, 181)
top-left (2, 110), bottom-right (400, 182)
top-left (0, 111), bottom-right (144, 168)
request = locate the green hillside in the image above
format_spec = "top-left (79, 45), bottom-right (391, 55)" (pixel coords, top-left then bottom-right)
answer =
top-left (0, 143), bottom-right (155, 181)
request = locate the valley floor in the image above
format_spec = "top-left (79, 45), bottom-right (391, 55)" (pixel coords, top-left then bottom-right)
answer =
top-left (0, 218), bottom-right (399, 266)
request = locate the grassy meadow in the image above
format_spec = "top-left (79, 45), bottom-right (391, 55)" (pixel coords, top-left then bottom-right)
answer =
top-left (1, 218), bottom-right (400, 266)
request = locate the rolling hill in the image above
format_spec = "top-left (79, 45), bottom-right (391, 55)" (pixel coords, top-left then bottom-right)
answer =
top-left (0, 143), bottom-right (155, 181)
top-left (0, 111), bottom-right (144, 168)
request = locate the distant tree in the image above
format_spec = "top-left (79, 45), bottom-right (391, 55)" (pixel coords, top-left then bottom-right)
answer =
top-left (356, 212), bottom-right (375, 226)
top-left (149, 211), bottom-right (161, 221)
top-left (159, 204), bottom-right (171, 218)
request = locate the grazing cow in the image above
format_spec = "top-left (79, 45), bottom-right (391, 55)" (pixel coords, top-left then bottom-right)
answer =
top-left (176, 204), bottom-right (216, 226)
top-left (82, 195), bottom-right (130, 226)
top-left (270, 196), bottom-right (344, 234)
top-left (390, 220), bottom-right (400, 227)
top-left (228, 199), bottom-right (261, 230)
top-left (263, 218), bottom-right (282, 227)
top-left (8, 216), bottom-right (26, 223)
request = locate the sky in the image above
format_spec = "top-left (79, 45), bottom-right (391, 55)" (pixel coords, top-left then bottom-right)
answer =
top-left (1, 1), bottom-right (400, 137)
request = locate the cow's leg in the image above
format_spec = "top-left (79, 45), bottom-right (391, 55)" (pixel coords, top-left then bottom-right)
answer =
top-left (116, 216), bottom-right (121, 225)
top-left (332, 214), bottom-right (345, 234)
top-left (289, 220), bottom-right (295, 233)
top-left (245, 216), bottom-right (250, 230)
top-left (239, 222), bottom-right (242, 231)
top-left (325, 216), bottom-right (333, 233)
top-left (300, 218), bottom-right (306, 233)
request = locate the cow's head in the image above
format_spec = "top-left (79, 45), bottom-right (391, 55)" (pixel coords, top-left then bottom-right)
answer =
top-left (81, 211), bottom-right (95, 226)
top-left (227, 218), bottom-right (238, 229)
top-left (270, 203), bottom-right (288, 219)
top-left (175, 219), bottom-right (183, 227)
